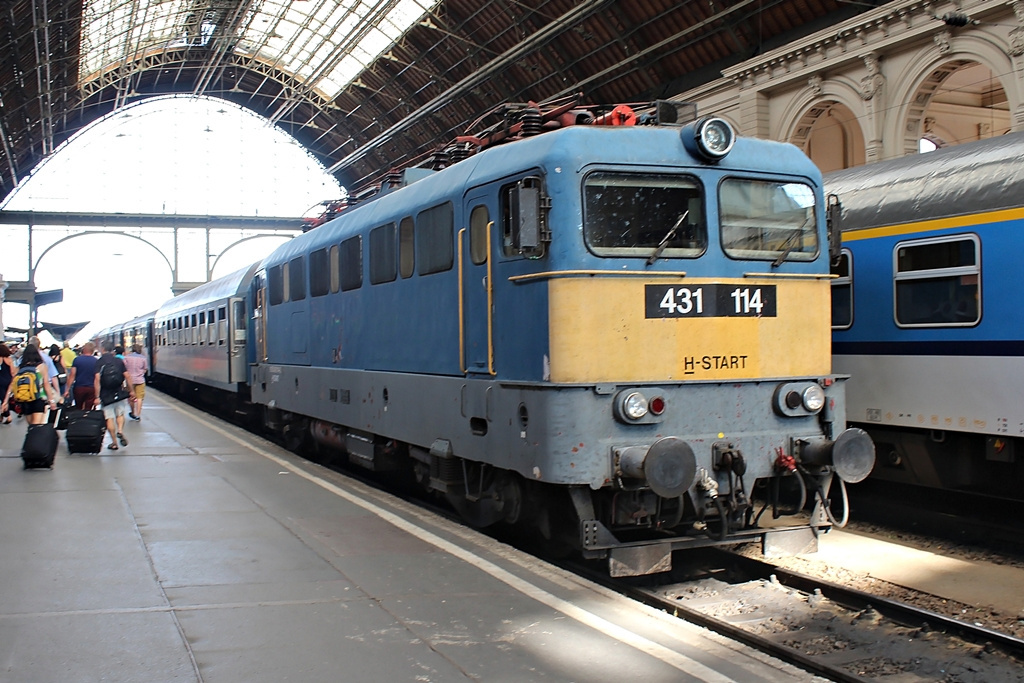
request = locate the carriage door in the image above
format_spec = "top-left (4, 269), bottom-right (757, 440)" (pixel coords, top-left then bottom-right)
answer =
top-left (228, 297), bottom-right (248, 383)
top-left (461, 192), bottom-right (497, 375)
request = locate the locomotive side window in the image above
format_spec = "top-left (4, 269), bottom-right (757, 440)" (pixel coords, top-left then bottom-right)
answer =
top-left (309, 248), bottom-right (330, 297)
top-left (329, 245), bottom-right (340, 292)
top-left (269, 264), bottom-right (284, 305)
top-left (288, 256), bottom-right (306, 301)
top-left (339, 236), bottom-right (362, 291)
top-left (583, 172), bottom-right (705, 258)
top-left (501, 176), bottom-right (548, 257)
top-left (370, 223), bottom-right (398, 284)
top-left (894, 234), bottom-right (980, 327)
top-left (720, 179), bottom-right (818, 262)
top-left (831, 249), bottom-right (853, 329)
top-left (417, 202), bottom-right (454, 275)
top-left (470, 205), bottom-right (489, 265)
top-left (399, 217), bottom-right (415, 278)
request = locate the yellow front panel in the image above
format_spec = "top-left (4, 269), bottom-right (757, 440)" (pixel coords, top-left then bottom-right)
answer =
top-left (547, 277), bottom-right (831, 383)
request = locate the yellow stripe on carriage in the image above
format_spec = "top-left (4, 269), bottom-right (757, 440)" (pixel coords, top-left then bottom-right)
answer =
top-left (841, 206), bottom-right (1024, 242)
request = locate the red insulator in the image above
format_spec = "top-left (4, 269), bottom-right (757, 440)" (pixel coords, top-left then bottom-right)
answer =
top-left (591, 104), bottom-right (638, 126)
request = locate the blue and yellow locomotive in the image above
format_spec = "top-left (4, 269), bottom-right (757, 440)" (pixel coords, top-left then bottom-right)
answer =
top-left (136, 102), bottom-right (873, 575)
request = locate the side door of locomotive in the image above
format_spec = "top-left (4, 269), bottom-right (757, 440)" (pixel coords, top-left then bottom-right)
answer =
top-left (461, 189), bottom-right (499, 376)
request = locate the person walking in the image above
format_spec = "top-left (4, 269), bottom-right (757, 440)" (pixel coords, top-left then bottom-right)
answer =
top-left (48, 344), bottom-right (67, 397)
top-left (0, 343), bottom-right (15, 424)
top-left (94, 340), bottom-right (134, 450)
top-left (59, 342), bottom-right (76, 377)
top-left (66, 341), bottom-right (99, 409)
top-left (28, 336), bottom-right (60, 400)
top-left (11, 345), bottom-right (58, 425)
top-left (123, 344), bottom-right (148, 421)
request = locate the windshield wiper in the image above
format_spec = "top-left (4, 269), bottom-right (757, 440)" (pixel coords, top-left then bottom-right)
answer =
top-left (646, 210), bottom-right (690, 266)
top-left (771, 216), bottom-right (814, 268)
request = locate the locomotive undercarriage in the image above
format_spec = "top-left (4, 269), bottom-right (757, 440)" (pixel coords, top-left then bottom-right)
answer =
top-left (301, 416), bottom-right (852, 576)
top-left (247, 364), bottom-right (874, 576)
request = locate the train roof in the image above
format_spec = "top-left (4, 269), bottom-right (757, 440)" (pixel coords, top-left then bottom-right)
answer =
top-left (261, 124), bottom-right (819, 267)
top-left (156, 261), bottom-right (260, 318)
top-left (825, 131), bottom-right (1024, 231)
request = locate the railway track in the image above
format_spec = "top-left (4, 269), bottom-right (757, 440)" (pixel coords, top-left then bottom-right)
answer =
top-left (573, 548), bottom-right (1024, 682)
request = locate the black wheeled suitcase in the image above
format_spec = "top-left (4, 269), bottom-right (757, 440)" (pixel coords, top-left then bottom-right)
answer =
top-left (65, 410), bottom-right (106, 454)
top-left (22, 424), bottom-right (58, 469)
top-left (55, 406), bottom-right (80, 430)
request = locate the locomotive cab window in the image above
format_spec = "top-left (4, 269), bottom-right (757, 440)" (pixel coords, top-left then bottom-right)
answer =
top-left (894, 234), bottom-right (980, 327)
top-left (501, 176), bottom-right (548, 257)
top-left (831, 249), bottom-right (853, 329)
top-left (720, 179), bottom-right (818, 262)
top-left (583, 172), bottom-right (705, 258)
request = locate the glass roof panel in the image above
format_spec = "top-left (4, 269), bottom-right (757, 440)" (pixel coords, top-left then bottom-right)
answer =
top-left (81, 0), bottom-right (441, 100)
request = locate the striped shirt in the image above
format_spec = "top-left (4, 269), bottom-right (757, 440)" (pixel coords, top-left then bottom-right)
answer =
top-left (123, 352), bottom-right (148, 386)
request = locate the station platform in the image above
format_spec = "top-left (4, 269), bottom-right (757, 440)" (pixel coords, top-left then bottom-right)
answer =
top-left (0, 390), bottom-right (816, 683)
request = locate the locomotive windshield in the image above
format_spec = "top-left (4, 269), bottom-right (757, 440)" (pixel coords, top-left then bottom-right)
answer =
top-left (583, 172), bottom-right (706, 258)
top-left (719, 179), bottom-right (818, 262)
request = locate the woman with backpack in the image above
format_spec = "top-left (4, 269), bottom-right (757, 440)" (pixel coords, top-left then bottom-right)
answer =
top-left (12, 345), bottom-right (58, 425)
top-left (0, 343), bottom-right (15, 424)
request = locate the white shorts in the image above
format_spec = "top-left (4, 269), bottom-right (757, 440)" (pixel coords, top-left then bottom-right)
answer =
top-left (102, 399), bottom-right (130, 420)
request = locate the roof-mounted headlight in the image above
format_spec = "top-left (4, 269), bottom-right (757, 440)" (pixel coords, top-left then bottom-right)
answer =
top-left (682, 117), bottom-right (735, 162)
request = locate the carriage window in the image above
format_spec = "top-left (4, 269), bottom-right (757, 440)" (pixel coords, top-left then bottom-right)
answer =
top-left (417, 202), bottom-right (454, 275)
top-left (720, 179), bottom-right (818, 262)
top-left (370, 223), bottom-right (398, 284)
top-left (470, 205), bottom-right (489, 265)
top-left (399, 217), bottom-right (415, 278)
top-left (831, 249), bottom-right (853, 329)
top-left (339, 236), bottom-right (362, 291)
top-left (310, 248), bottom-right (330, 297)
top-left (583, 172), bottom-right (705, 258)
top-left (218, 305), bottom-right (227, 345)
top-left (894, 235), bottom-right (980, 327)
top-left (288, 257), bottom-right (306, 301)
top-left (269, 264), bottom-right (284, 305)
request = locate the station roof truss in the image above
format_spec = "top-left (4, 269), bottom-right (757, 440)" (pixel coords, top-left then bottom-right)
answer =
top-left (0, 0), bottom-right (886, 199)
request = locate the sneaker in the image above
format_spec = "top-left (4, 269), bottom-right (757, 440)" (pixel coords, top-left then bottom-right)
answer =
top-left (129, 414), bottom-right (140, 421)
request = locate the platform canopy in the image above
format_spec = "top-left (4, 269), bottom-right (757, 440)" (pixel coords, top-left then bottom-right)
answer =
top-left (0, 0), bottom-right (886, 199)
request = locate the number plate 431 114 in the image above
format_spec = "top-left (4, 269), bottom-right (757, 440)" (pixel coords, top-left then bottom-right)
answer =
top-left (644, 284), bottom-right (777, 318)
